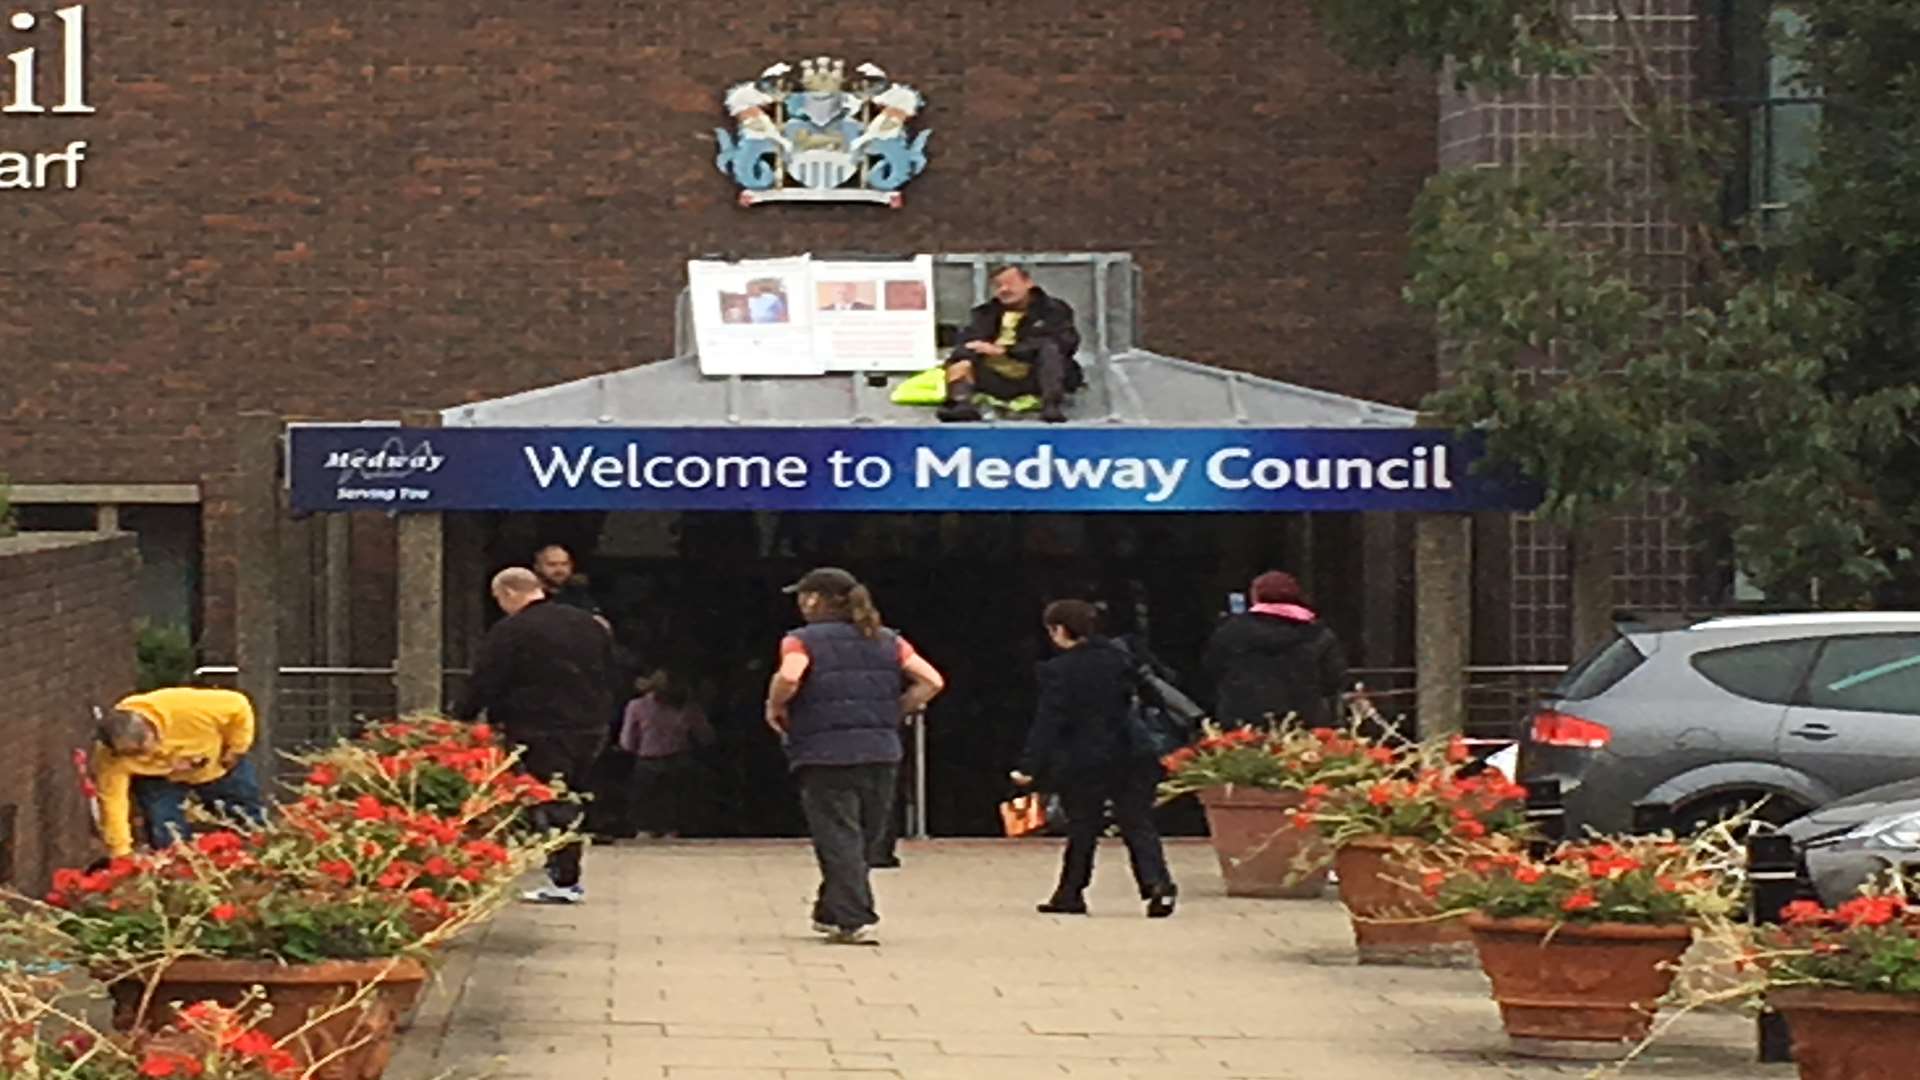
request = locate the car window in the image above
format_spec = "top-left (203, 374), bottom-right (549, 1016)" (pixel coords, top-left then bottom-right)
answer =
top-left (1690, 638), bottom-right (1819, 704)
top-left (1805, 634), bottom-right (1920, 716)
top-left (1557, 633), bottom-right (1646, 701)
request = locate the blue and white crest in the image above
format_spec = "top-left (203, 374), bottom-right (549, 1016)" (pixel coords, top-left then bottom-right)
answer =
top-left (715, 57), bottom-right (931, 207)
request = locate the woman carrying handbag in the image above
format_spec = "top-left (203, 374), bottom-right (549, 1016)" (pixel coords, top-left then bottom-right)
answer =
top-left (1010, 599), bottom-right (1178, 918)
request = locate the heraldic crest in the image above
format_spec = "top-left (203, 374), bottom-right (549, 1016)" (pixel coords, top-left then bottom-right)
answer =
top-left (714, 57), bottom-right (931, 207)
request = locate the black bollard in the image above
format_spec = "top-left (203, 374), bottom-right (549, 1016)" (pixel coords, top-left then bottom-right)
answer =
top-left (1748, 828), bottom-right (1799, 1064)
top-left (1631, 800), bottom-right (1672, 835)
top-left (1523, 778), bottom-right (1565, 859)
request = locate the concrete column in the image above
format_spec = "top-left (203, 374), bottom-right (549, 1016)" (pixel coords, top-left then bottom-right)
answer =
top-left (394, 410), bottom-right (444, 715)
top-left (93, 503), bottom-right (120, 533)
top-left (233, 412), bottom-right (283, 772)
top-left (1414, 513), bottom-right (1473, 737)
top-left (1569, 518), bottom-right (1619, 659)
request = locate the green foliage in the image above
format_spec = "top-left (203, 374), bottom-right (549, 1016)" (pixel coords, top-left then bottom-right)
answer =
top-left (1303, 0), bottom-right (1591, 89)
top-left (1308, 0), bottom-right (1920, 607)
top-left (134, 621), bottom-right (196, 692)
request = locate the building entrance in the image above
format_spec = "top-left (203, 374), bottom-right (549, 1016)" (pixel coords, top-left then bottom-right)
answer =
top-left (452, 509), bottom-right (1383, 839)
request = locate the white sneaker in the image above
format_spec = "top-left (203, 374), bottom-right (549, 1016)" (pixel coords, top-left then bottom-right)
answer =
top-left (521, 884), bottom-right (585, 905)
top-left (811, 921), bottom-right (834, 935)
top-left (825, 925), bottom-right (878, 946)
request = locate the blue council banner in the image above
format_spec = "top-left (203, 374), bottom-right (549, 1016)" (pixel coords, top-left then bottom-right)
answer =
top-left (286, 425), bottom-right (1539, 513)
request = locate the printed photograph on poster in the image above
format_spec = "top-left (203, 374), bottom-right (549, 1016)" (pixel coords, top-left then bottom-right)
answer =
top-left (815, 281), bottom-right (878, 312)
top-left (688, 257), bottom-right (821, 376)
top-left (811, 255), bottom-right (937, 373)
top-left (883, 280), bottom-right (928, 311)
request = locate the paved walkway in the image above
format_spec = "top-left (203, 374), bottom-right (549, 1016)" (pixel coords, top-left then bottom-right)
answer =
top-left (392, 841), bottom-right (1790, 1080)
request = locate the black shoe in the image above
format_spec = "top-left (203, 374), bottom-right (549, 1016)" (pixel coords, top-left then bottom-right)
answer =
top-left (937, 401), bottom-right (983, 423)
top-left (1037, 898), bottom-right (1088, 915)
top-left (870, 855), bottom-right (902, 869)
top-left (1146, 883), bottom-right (1177, 919)
top-left (1040, 403), bottom-right (1067, 423)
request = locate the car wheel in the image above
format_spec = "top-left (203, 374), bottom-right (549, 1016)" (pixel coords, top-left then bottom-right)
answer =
top-left (1672, 792), bottom-right (1808, 837)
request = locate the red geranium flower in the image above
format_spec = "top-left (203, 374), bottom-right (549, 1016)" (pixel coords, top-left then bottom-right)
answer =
top-left (138, 1052), bottom-right (204, 1078)
top-left (209, 903), bottom-right (241, 923)
top-left (306, 764), bottom-right (339, 786)
top-left (1513, 865), bottom-right (1543, 885)
top-left (226, 1029), bottom-right (275, 1056)
top-left (1561, 891), bottom-right (1598, 913)
top-left (470, 723), bottom-right (494, 742)
top-left (1780, 899), bottom-right (1830, 925)
top-left (354, 794), bottom-right (387, 822)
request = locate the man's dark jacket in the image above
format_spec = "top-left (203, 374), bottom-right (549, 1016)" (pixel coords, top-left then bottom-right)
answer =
top-left (1018, 638), bottom-right (1143, 784)
top-left (1202, 614), bottom-right (1348, 729)
top-left (954, 287), bottom-right (1082, 367)
top-left (452, 598), bottom-right (614, 737)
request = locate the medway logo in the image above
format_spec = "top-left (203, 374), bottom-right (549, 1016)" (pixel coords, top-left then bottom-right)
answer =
top-left (325, 437), bottom-right (445, 482)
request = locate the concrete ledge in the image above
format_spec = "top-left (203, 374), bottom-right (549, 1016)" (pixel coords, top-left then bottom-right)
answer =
top-left (11, 483), bottom-right (202, 504)
top-left (0, 531), bottom-right (138, 557)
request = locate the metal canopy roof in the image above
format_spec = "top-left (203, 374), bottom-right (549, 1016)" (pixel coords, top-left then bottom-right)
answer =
top-left (438, 254), bottom-right (1418, 430)
top-left (439, 349), bottom-right (1417, 429)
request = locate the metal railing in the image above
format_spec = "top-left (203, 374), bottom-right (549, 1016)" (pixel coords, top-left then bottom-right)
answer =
top-left (1347, 665), bottom-right (1568, 743)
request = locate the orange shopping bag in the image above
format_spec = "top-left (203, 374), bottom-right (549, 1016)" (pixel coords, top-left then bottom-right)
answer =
top-left (998, 793), bottom-right (1048, 838)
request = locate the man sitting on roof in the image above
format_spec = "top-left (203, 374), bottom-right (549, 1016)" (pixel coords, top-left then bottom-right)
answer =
top-left (938, 264), bottom-right (1082, 424)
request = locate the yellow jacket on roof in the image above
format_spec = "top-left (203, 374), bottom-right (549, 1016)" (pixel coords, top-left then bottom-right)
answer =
top-left (93, 687), bottom-right (256, 856)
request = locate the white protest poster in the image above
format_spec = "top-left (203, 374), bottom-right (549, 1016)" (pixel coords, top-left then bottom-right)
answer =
top-left (688, 256), bottom-right (823, 376)
top-left (809, 255), bottom-right (938, 373)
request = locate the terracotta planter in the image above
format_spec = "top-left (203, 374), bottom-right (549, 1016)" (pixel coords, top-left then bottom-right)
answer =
top-left (1770, 987), bottom-right (1920, 1080)
top-left (106, 957), bottom-right (428, 1080)
top-left (1332, 836), bottom-right (1472, 965)
top-left (1197, 786), bottom-right (1330, 899)
top-left (1466, 915), bottom-right (1693, 1055)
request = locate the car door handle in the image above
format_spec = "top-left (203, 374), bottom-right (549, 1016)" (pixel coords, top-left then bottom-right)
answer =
top-left (1789, 723), bottom-right (1838, 742)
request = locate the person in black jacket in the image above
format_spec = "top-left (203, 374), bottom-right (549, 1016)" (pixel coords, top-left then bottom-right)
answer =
top-left (1203, 570), bottom-right (1348, 730)
top-left (451, 566), bottom-right (614, 905)
top-left (937, 264), bottom-right (1083, 424)
top-left (1012, 600), bottom-right (1176, 918)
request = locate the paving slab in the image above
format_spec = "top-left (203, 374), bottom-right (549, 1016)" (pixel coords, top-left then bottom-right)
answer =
top-left (392, 840), bottom-right (1791, 1080)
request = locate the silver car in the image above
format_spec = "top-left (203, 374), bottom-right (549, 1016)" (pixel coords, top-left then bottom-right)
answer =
top-left (1520, 612), bottom-right (1920, 837)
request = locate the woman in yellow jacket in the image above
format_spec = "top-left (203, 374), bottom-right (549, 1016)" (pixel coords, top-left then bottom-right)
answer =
top-left (91, 687), bottom-right (266, 856)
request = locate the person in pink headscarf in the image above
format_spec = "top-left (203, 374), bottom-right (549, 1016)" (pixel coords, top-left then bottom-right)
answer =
top-left (1202, 571), bottom-right (1348, 730)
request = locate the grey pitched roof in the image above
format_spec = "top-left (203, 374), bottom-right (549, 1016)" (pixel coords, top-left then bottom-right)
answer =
top-left (440, 350), bottom-right (1417, 430)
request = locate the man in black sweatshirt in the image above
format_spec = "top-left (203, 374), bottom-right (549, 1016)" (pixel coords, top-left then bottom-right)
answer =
top-left (452, 566), bottom-right (613, 904)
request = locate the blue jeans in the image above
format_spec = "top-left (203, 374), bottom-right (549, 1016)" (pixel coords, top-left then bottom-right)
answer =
top-left (132, 758), bottom-right (267, 848)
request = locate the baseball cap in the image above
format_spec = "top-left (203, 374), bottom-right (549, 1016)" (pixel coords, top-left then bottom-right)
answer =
top-left (782, 567), bottom-right (860, 596)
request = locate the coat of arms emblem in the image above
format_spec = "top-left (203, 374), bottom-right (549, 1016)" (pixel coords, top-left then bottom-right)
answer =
top-left (714, 57), bottom-right (931, 208)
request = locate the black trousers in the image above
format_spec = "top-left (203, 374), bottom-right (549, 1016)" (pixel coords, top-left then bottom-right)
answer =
top-left (632, 753), bottom-right (696, 837)
top-left (1053, 761), bottom-right (1174, 902)
top-left (516, 730), bottom-right (606, 889)
top-left (797, 762), bottom-right (898, 931)
top-left (948, 340), bottom-right (1081, 402)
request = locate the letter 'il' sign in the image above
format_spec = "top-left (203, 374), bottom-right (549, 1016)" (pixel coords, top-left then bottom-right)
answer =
top-left (2, 4), bottom-right (92, 191)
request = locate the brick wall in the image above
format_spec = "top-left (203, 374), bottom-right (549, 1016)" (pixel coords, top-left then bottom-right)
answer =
top-left (0, 533), bottom-right (139, 892)
top-left (0, 0), bottom-right (1438, 656)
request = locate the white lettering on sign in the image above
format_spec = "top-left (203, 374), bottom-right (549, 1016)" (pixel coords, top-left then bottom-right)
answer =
top-left (523, 444), bottom-right (810, 491)
top-left (913, 445), bottom-right (1188, 504)
top-left (1205, 445), bottom-right (1451, 492)
top-left (3, 7), bottom-right (97, 192)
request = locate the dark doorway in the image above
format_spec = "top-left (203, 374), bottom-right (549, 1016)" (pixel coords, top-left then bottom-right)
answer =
top-left (464, 510), bottom-right (1378, 838)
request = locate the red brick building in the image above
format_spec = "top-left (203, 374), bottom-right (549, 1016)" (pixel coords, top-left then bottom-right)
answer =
top-left (1, 0), bottom-right (1438, 656)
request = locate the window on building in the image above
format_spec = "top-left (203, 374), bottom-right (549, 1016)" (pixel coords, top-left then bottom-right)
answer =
top-left (1724, 3), bottom-right (1823, 227)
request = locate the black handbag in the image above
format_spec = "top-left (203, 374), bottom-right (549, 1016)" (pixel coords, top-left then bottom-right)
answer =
top-left (1113, 640), bottom-right (1205, 759)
